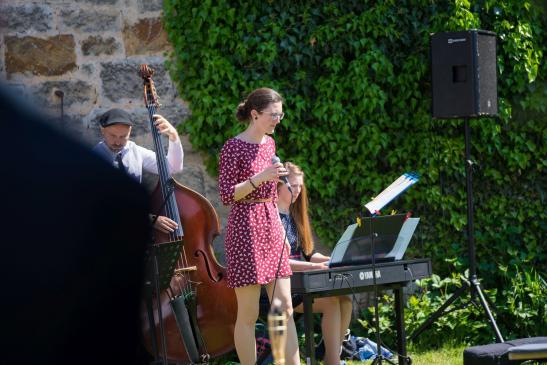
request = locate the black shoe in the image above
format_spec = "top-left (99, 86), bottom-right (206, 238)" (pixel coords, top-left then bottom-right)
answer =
top-left (315, 338), bottom-right (325, 360)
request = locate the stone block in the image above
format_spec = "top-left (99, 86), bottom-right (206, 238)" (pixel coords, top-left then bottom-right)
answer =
top-left (0, 4), bottom-right (52, 33)
top-left (60, 8), bottom-right (119, 32)
top-left (176, 165), bottom-right (205, 194)
top-left (5, 35), bottom-right (76, 76)
top-left (81, 36), bottom-right (120, 56)
top-left (123, 17), bottom-right (171, 56)
top-left (137, 0), bottom-right (163, 12)
top-left (74, 0), bottom-right (119, 4)
top-left (81, 64), bottom-right (96, 76)
top-left (32, 80), bottom-right (98, 109)
top-left (0, 43), bottom-right (4, 75)
top-left (157, 103), bottom-right (190, 128)
top-left (100, 61), bottom-right (175, 102)
top-left (40, 0), bottom-right (117, 3)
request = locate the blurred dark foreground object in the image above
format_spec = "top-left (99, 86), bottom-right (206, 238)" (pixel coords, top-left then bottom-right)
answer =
top-left (464, 337), bottom-right (547, 365)
top-left (0, 83), bottom-right (151, 364)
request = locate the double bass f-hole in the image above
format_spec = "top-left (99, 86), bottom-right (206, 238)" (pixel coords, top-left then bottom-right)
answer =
top-left (194, 250), bottom-right (223, 282)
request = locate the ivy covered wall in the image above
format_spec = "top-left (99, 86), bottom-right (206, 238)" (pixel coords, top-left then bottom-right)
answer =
top-left (163, 0), bottom-right (545, 288)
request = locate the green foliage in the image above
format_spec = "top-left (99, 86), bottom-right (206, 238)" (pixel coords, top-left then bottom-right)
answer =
top-left (355, 266), bottom-right (546, 348)
top-left (356, 273), bottom-right (497, 349)
top-left (164, 0), bottom-right (546, 339)
top-left (498, 265), bottom-right (547, 338)
top-left (405, 273), bottom-right (502, 347)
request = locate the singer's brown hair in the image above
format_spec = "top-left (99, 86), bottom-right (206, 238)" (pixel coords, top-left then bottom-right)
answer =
top-left (235, 88), bottom-right (283, 123)
top-left (280, 162), bottom-right (314, 256)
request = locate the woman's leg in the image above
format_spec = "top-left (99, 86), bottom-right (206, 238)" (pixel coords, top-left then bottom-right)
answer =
top-left (339, 295), bottom-right (353, 343)
top-left (265, 278), bottom-right (300, 365)
top-left (234, 284), bottom-right (261, 365)
top-left (295, 296), bottom-right (342, 365)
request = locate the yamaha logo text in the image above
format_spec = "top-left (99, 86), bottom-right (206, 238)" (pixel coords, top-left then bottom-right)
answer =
top-left (359, 270), bottom-right (381, 280)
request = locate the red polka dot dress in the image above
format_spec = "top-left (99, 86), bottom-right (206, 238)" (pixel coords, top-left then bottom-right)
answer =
top-left (219, 136), bottom-right (292, 288)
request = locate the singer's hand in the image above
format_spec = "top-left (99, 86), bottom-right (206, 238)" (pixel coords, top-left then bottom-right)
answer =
top-left (276, 164), bottom-right (289, 183)
top-left (255, 162), bottom-right (288, 184)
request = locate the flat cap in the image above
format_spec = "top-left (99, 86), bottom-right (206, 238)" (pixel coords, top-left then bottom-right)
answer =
top-left (99, 108), bottom-right (133, 127)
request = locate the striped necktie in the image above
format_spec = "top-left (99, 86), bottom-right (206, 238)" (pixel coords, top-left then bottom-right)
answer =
top-left (115, 153), bottom-right (126, 173)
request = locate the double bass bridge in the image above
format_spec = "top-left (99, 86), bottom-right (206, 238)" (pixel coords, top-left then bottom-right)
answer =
top-left (174, 266), bottom-right (197, 275)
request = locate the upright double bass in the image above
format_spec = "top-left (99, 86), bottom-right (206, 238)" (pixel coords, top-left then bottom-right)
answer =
top-left (139, 65), bottom-right (237, 363)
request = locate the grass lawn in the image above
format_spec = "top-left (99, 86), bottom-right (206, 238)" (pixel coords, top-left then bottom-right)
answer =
top-left (401, 345), bottom-right (465, 365)
top-left (328, 345), bottom-right (466, 365)
top-left (219, 344), bottom-right (467, 364)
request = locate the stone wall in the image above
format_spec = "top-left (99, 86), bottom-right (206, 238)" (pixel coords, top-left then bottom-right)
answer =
top-left (0, 0), bottom-right (230, 261)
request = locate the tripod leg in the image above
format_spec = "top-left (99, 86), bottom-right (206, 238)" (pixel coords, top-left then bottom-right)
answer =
top-left (470, 279), bottom-right (504, 342)
top-left (408, 280), bottom-right (469, 342)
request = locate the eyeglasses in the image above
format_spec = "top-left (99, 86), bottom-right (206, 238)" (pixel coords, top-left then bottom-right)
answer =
top-left (260, 111), bottom-right (285, 121)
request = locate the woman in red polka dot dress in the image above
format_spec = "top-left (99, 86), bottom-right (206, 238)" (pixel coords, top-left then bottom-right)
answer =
top-left (219, 88), bottom-right (300, 365)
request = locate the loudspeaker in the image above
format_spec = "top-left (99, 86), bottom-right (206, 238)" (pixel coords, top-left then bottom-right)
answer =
top-left (431, 30), bottom-right (498, 119)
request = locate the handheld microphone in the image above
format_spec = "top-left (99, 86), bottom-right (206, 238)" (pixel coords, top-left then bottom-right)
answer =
top-left (271, 155), bottom-right (292, 193)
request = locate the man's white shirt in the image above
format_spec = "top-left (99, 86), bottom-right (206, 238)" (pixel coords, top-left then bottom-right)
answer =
top-left (93, 140), bottom-right (184, 182)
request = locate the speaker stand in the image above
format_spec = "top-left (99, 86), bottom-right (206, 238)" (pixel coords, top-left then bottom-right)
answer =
top-left (409, 117), bottom-right (504, 343)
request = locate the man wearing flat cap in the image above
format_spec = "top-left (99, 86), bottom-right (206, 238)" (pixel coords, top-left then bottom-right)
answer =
top-left (93, 109), bottom-right (183, 234)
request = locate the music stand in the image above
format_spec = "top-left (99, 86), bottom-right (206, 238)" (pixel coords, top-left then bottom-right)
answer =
top-left (144, 239), bottom-right (183, 365)
top-left (358, 174), bottom-right (418, 365)
top-left (364, 211), bottom-right (398, 365)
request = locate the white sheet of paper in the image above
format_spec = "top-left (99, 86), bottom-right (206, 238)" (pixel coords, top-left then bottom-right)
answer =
top-left (387, 218), bottom-right (420, 260)
top-left (328, 223), bottom-right (358, 268)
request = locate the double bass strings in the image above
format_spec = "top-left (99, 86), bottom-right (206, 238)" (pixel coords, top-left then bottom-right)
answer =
top-left (146, 101), bottom-right (192, 297)
top-left (146, 103), bottom-right (172, 233)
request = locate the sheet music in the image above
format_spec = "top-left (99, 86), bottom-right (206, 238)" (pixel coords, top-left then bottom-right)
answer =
top-left (329, 214), bottom-right (408, 268)
top-left (387, 218), bottom-right (420, 260)
top-left (328, 223), bottom-right (358, 268)
top-left (365, 172), bottom-right (419, 214)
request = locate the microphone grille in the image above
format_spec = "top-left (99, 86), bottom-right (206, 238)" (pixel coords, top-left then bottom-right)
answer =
top-left (271, 155), bottom-right (281, 164)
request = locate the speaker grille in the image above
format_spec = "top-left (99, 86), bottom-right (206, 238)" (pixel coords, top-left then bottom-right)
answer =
top-left (476, 32), bottom-right (497, 115)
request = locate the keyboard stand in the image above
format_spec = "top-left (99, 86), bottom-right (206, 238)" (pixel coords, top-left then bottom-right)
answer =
top-left (291, 258), bottom-right (431, 365)
top-left (301, 283), bottom-right (409, 365)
